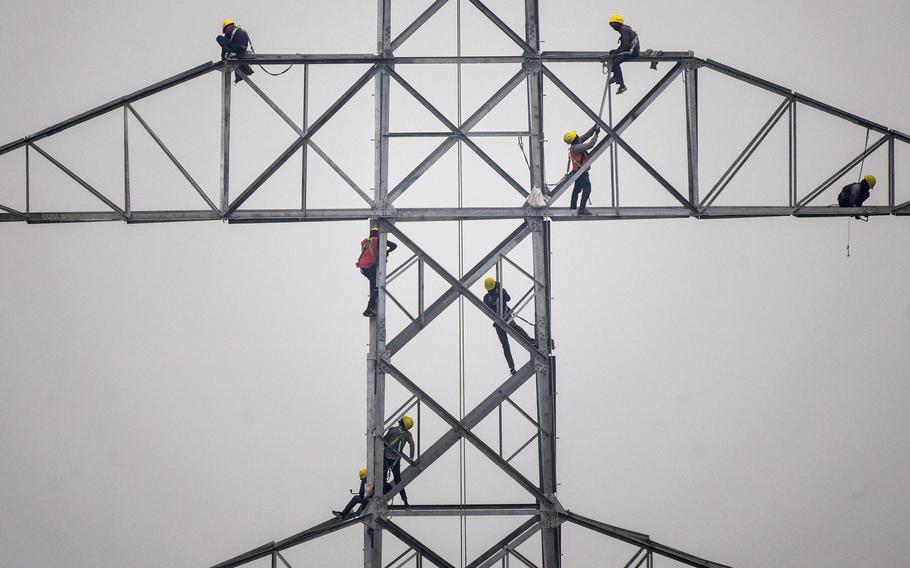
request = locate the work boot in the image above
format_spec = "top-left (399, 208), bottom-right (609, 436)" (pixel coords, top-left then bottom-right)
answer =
top-left (509, 367), bottom-right (517, 376)
top-left (332, 510), bottom-right (344, 519)
top-left (577, 207), bottom-right (593, 216)
top-left (616, 85), bottom-right (628, 95)
top-left (363, 307), bottom-right (375, 317)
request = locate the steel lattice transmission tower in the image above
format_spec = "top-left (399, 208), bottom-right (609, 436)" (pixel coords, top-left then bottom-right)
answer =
top-left (2, 1), bottom-right (908, 567)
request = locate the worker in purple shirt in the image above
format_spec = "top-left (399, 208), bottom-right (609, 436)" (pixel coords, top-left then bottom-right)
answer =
top-left (217, 20), bottom-right (255, 84)
top-left (607, 14), bottom-right (640, 95)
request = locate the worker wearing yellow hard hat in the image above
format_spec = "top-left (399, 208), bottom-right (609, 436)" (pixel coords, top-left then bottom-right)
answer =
top-left (217, 20), bottom-right (255, 83)
top-left (356, 226), bottom-right (399, 317)
top-left (333, 467), bottom-right (374, 520)
top-left (383, 416), bottom-right (415, 507)
top-left (607, 13), bottom-right (640, 95)
top-left (837, 174), bottom-right (878, 219)
top-left (564, 125), bottom-right (600, 215)
top-left (482, 276), bottom-right (536, 375)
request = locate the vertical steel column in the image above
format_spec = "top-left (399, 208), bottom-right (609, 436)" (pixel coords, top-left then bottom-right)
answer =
top-left (684, 60), bottom-right (699, 206)
top-left (524, 0), bottom-right (545, 193)
top-left (123, 106), bottom-right (131, 217)
top-left (25, 144), bottom-right (30, 216)
top-left (888, 136), bottom-right (895, 208)
top-left (789, 100), bottom-right (797, 207)
top-left (365, 2), bottom-right (392, 567)
top-left (302, 64), bottom-right (310, 211)
top-left (220, 69), bottom-right (232, 213)
top-left (525, 4), bottom-right (560, 566)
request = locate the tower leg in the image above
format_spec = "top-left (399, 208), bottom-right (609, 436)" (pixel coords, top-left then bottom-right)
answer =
top-left (366, 1), bottom-right (392, 567)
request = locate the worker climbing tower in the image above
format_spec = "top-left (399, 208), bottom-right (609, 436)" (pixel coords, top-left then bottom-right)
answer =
top-left (2, 1), bottom-right (909, 567)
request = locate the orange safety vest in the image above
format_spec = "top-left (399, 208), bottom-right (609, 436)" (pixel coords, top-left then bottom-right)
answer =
top-left (569, 146), bottom-right (590, 172)
top-left (356, 237), bottom-right (379, 269)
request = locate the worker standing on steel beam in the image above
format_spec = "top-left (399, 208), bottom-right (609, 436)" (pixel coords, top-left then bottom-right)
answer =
top-left (356, 226), bottom-right (398, 317)
top-left (333, 468), bottom-right (373, 520)
top-left (383, 416), bottom-right (415, 507)
top-left (483, 277), bottom-right (536, 375)
top-left (565, 126), bottom-right (600, 216)
top-left (838, 175), bottom-right (877, 219)
top-left (607, 14), bottom-right (640, 95)
top-left (217, 20), bottom-right (255, 84)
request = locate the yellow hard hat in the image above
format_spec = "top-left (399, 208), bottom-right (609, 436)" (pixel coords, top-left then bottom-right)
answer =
top-left (222, 20), bottom-right (235, 29)
top-left (401, 415), bottom-right (414, 430)
top-left (370, 226), bottom-right (380, 233)
top-left (484, 276), bottom-right (497, 291)
top-left (609, 14), bottom-right (624, 25)
top-left (563, 131), bottom-right (577, 144)
top-left (864, 174), bottom-right (877, 188)
top-left (359, 468), bottom-right (368, 480)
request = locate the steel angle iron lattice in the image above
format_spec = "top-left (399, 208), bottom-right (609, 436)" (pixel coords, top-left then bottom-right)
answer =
top-left (2, 1), bottom-right (910, 567)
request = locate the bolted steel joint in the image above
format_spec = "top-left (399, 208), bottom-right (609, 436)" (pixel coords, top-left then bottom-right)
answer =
top-left (522, 59), bottom-right (542, 74)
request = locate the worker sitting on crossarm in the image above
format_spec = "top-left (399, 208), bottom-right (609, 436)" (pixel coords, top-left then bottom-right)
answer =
top-left (483, 277), bottom-right (536, 376)
top-left (838, 175), bottom-right (877, 219)
top-left (564, 126), bottom-right (600, 216)
top-left (217, 20), bottom-right (255, 84)
top-left (333, 468), bottom-right (373, 520)
top-left (383, 416), bottom-right (414, 508)
top-left (356, 226), bottom-right (398, 318)
top-left (607, 14), bottom-right (640, 95)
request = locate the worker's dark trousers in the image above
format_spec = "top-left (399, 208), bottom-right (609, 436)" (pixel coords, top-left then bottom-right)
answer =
top-left (494, 321), bottom-right (535, 372)
top-left (339, 494), bottom-right (367, 518)
top-left (610, 47), bottom-right (639, 87)
top-left (216, 36), bottom-right (254, 82)
top-left (570, 173), bottom-right (592, 210)
top-left (361, 266), bottom-right (378, 312)
top-left (384, 458), bottom-right (409, 505)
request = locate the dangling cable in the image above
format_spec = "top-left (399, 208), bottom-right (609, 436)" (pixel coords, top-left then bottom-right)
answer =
top-left (456, 2), bottom-right (467, 566)
top-left (846, 216), bottom-right (852, 258)
top-left (847, 128), bottom-right (871, 256)
top-left (248, 40), bottom-right (294, 76)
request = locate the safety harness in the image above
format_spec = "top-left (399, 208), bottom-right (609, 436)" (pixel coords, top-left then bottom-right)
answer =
top-left (568, 146), bottom-right (590, 172)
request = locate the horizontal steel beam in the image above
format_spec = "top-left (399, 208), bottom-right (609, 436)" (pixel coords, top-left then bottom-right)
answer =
top-left (387, 504), bottom-right (537, 517)
top-left (222, 52), bottom-right (694, 65)
top-left (3, 205), bottom-right (903, 225)
top-left (386, 131), bottom-right (530, 138)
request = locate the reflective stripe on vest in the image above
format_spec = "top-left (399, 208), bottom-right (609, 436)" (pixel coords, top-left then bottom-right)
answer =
top-left (364, 238), bottom-right (378, 263)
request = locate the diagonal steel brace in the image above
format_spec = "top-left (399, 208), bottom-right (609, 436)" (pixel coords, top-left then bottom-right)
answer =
top-left (382, 361), bottom-right (552, 503)
top-left (541, 65), bottom-right (697, 213)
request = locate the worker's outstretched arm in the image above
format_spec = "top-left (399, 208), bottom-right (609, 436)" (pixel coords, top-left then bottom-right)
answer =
top-left (406, 432), bottom-right (415, 459)
top-left (574, 126), bottom-right (599, 152)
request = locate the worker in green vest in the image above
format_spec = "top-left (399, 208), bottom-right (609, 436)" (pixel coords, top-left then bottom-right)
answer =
top-left (383, 416), bottom-right (415, 507)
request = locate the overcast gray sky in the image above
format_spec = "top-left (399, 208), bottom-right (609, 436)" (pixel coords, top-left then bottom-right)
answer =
top-left (1, 1), bottom-right (909, 567)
